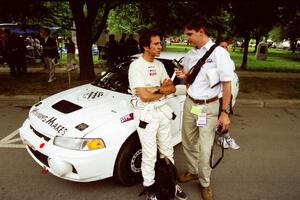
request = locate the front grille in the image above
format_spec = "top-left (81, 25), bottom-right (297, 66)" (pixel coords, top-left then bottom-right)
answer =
top-left (28, 146), bottom-right (49, 167)
top-left (30, 125), bottom-right (51, 142)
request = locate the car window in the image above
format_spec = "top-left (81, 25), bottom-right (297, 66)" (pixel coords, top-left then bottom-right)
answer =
top-left (93, 60), bottom-right (131, 94)
top-left (92, 58), bottom-right (182, 94)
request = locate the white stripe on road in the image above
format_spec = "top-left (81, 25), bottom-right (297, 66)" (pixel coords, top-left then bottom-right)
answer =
top-left (0, 129), bottom-right (19, 142)
top-left (0, 144), bottom-right (25, 148)
top-left (6, 137), bottom-right (22, 144)
top-left (0, 129), bottom-right (25, 149)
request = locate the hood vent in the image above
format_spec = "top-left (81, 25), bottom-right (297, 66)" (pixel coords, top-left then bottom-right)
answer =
top-left (52, 100), bottom-right (82, 114)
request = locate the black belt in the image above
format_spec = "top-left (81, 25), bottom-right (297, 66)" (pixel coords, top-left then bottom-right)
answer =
top-left (188, 95), bottom-right (218, 105)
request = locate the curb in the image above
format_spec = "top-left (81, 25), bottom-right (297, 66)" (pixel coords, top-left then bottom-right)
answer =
top-left (1, 95), bottom-right (300, 108)
top-left (0, 95), bottom-right (42, 102)
top-left (235, 99), bottom-right (300, 108)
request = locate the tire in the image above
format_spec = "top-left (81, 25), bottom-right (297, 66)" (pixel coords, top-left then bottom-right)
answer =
top-left (114, 133), bottom-right (143, 186)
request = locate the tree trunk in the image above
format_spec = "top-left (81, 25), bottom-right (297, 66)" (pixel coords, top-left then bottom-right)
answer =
top-left (76, 28), bottom-right (95, 80)
top-left (240, 34), bottom-right (250, 70)
top-left (290, 38), bottom-right (296, 53)
top-left (69, 0), bottom-right (97, 81)
top-left (254, 35), bottom-right (261, 54)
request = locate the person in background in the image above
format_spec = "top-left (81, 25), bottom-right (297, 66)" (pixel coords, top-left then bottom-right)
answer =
top-left (66, 37), bottom-right (78, 70)
top-left (128, 30), bottom-right (187, 200)
top-left (125, 34), bottom-right (139, 57)
top-left (105, 34), bottom-right (119, 69)
top-left (2, 30), bottom-right (26, 76)
top-left (41, 28), bottom-right (58, 82)
top-left (175, 18), bottom-right (235, 200)
top-left (16, 34), bottom-right (27, 74)
top-left (216, 38), bottom-right (240, 150)
top-left (118, 33), bottom-right (127, 62)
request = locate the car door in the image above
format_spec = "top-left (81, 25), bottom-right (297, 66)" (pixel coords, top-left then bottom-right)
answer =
top-left (160, 59), bottom-right (186, 145)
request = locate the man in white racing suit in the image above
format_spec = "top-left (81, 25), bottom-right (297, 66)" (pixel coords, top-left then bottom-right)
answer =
top-left (128, 30), bottom-right (187, 200)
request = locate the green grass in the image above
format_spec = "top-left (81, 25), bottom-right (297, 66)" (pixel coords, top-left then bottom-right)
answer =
top-left (165, 44), bottom-right (300, 72)
top-left (1, 44), bottom-right (299, 72)
top-left (165, 43), bottom-right (192, 52)
top-left (58, 54), bottom-right (104, 65)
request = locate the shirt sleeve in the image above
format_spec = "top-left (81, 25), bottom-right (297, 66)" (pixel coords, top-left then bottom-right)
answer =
top-left (215, 47), bottom-right (235, 82)
top-left (128, 61), bottom-right (145, 90)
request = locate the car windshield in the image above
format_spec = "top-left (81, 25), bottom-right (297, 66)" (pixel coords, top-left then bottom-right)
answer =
top-left (92, 59), bottom-right (132, 94)
top-left (92, 57), bottom-right (182, 94)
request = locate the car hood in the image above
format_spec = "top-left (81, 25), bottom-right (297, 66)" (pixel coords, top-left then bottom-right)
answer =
top-left (28, 84), bottom-right (131, 138)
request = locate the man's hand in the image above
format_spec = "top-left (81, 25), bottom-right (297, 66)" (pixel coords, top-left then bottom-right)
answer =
top-left (175, 68), bottom-right (187, 80)
top-left (217, 112), bottom-right (230, 133)
top-left (162, 79), bottom-right (173, 86)
top-left (160, 79), bottom-right (176, 95)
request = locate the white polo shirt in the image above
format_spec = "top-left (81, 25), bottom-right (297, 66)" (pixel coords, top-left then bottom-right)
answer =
top-left (128, 56), bottom-right (169, 95)
top-left (182, 39), bottom-right (235, 99)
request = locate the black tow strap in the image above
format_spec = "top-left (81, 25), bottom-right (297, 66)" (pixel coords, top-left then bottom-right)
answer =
top-left (210, 136), bottom-right (225, 169)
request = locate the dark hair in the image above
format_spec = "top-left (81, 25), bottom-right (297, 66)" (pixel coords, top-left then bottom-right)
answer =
top-left (4, 28), bottom-right (11, 34)
top-left (185, 18), bottom-right (209, 36)
top-left (216, 38), bottom-right (227, 45)
top-left (216, 37), bottom-right (233, 45)
top-left (139, 30), bottom-right (160, 53)
top-left (42, 28), bottom-right (50, 35)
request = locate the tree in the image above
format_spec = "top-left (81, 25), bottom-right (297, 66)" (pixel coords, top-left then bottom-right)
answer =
top-left (107, 3), bottom-right (150, 35)
top-left (277, 0), bottom-right (300, 53)
top-left (69, 0), bottom-right (124, 80)
top-left (229, 0), bottom-right (279, 70)
top-left (0, 0), bottom-right (48, 23)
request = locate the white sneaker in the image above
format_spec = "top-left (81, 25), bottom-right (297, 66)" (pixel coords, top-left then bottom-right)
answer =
top-left (226, 137), bottom-right (240, 150)
top-left (48, 77), bottom-right (56, 83)
top-left (217, 137), bottom-right (229, 149)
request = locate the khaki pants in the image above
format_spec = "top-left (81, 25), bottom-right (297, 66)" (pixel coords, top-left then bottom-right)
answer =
top-left (135, 109), bottom-right (174, 187)
top-left (182, 97), bottom-right (219, 187)
top-left (44, 56), bottom-right (55, 81)
top-left (67, 53), bottom-right (78, 68)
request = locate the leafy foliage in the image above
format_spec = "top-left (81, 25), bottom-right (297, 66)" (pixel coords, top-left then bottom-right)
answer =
top-left (107, 3), bottom-right (151, 35)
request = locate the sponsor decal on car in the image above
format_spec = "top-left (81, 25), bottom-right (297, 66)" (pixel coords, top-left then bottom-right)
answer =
top-left (31, 109), bottom-right (68, 135)
top-left (120, 113), bottom-right (134, 123)
top-left (79, 91), bottom-right (104, 101)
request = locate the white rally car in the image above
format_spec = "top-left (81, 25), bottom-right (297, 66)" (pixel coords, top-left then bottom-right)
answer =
top-left (19, 52), bottom-right (187, 186)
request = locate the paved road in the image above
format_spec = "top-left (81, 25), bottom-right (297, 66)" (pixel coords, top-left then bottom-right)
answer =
top-left (0, 102), bottom-right (299, 200)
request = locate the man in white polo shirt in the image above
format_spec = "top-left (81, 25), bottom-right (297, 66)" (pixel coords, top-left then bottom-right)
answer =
top-left (129, 30), bottom-right (187, 200)
top-left (176, 18), bottom-right (235, 200)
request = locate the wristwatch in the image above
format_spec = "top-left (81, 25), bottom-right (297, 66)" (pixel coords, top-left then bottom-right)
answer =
top-left (221, 107), bottom-right (231, 114)
top-left (154, 86), bottom-right (160, 94)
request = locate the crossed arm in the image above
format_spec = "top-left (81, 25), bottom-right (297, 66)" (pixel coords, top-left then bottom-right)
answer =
top-left (135, 79), bottom-right (176, 102)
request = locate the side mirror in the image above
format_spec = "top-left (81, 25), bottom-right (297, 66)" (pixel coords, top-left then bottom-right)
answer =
top-left (174, 84), bottom-right (186, 96)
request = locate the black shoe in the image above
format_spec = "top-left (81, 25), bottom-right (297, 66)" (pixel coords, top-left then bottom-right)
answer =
top-left (144, 184), bottom-right (158, 200)
top-left (145, 191), bottom-right (158, 200)
top-left (175, 184), bottom-right (188, 200)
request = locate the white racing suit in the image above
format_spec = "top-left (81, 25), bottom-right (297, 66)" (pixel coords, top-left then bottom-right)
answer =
top-left (131, 97), bottom-right (175, 187)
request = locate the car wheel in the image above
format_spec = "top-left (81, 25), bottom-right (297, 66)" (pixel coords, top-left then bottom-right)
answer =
top-left (114, 133), bottom-right (143, 186)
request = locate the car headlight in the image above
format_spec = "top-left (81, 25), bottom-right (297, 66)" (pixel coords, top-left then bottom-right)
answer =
top-left (53, 136), bottom-right (106, 151)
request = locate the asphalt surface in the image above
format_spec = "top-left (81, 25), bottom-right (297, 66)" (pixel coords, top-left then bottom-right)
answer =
top-left (0, 103), bottom-right (299, 200)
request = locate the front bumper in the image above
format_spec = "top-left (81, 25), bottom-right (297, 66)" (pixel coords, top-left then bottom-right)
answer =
top-left (19, 119), bottom-right (118, 182)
